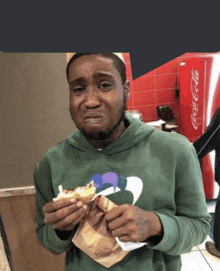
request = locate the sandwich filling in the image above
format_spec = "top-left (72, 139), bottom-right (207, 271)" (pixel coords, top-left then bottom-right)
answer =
top-left (53, 180), bottom-right (96, 202)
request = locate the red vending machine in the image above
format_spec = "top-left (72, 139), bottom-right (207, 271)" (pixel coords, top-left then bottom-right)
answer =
top-left (179, 54), bottom-right (220, 199)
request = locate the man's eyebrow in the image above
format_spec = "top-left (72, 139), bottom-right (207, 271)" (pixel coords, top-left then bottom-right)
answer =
top-left (69, 77), bottom-right (85, 85)
top-left (93, 71), bottom-right (114, 79)
top-left (69, 72), bottom-right (114, 85)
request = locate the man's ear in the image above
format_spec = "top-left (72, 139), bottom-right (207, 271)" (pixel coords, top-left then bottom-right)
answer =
top-left (124, 80), bottom-right (130, 102)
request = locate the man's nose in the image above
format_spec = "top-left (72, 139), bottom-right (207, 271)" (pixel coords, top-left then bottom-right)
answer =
top-left (84, 88), bottom-right (101, 108)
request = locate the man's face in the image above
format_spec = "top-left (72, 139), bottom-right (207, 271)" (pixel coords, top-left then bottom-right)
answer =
top-left (68, 55), bottom-right (129, 142)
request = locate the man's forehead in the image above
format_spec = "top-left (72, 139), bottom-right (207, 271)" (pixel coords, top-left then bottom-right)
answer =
top-left (66, 52), bottom-right (125, 64)
top-left (68, 55), bottom-right (119, 80)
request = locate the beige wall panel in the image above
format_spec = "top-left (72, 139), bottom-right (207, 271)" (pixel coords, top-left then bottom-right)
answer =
top-left (0, 194), bottom-right (65, 271)
top-left (0, 52), bottom-right (76, 189)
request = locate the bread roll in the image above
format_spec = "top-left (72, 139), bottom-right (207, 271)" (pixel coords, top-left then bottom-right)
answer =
top-left (53, 181), bottom-right (96, 204)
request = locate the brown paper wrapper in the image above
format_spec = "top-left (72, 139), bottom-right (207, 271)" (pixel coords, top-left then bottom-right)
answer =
top-left (72, 195), bottom-right (129, 268)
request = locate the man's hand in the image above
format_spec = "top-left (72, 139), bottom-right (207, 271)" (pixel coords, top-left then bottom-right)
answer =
top-left (86, 200), bottom-right (110, 237)
top-left (43, 198), bottom-right (88, 231)
top-left (105, 205), bottom-right (163, 243)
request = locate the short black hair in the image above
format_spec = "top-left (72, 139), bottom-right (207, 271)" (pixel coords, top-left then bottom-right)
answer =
top-left (66, 53), bottom-right (127, 85)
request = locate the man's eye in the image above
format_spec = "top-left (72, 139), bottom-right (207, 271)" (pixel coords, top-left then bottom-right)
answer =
top-left (72, 86), bottom-right (85, 94)
top-left (99, 83), bottom-right (112, 90)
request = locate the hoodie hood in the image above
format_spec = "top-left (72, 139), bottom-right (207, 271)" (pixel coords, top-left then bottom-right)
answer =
top-left (66, 112), bottom-right (155, 156)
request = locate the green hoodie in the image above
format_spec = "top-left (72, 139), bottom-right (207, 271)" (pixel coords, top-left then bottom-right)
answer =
top-left (34, 113), bottom-right (211, 271)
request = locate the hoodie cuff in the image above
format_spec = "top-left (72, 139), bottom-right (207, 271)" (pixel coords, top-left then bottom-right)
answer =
top-left (146, 212), bottom-right (179, 253)
top-left (46, 226), bottom-right (74, 253)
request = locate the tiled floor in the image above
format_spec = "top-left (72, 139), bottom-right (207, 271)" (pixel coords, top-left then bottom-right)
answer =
top-left (181, 200), bottom-right (220, 271)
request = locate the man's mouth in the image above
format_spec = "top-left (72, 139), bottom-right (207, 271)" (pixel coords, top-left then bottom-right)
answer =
top-left (86, 117), bottom-right (103, 123)
top-left (84, 114), bottom-right (104, 123)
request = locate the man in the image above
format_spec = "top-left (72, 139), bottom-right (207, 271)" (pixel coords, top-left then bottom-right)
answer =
top-left (34, 53), bottom-right (211, 270)
top-left (193, 107), bottom-right (220, 258)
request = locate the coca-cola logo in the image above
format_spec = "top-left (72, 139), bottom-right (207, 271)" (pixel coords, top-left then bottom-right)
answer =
top-left (190, 68), bottom-right (199, 130)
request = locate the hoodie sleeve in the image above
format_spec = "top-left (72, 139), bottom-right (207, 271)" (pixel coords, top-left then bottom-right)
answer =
top-left (34, 157), bottom-right (75, 254)
top-left (147, 143), bottom-right (211, 255)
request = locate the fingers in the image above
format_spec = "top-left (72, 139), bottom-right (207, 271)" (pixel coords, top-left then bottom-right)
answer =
top-left (44, 201), bottom-right (85, 224)
top-left (43, 199), bottom-right (88, 231)
top-left (109, 222), bottom-right (140, 243)
top-left (89, 211), bottom-right (105, 227)
top-left (90, 199), bottom-right (99, 210)
top-left (104, 205), bottom-right (144, 242)
top-left (87, 203), bottom-right (105, 227)
top-left (107, 215), bottom-right (127, 231)
top-left (52, 207), bottom-right (86, 229)
top-left (43, 198), bottom-right (77, 213)
top-left (118, 235), bottom-right (134, 242)
top-left (105, 206), bottom-right (125, 222)
top-left (105, 205), bottom-right (131, 232)
top-left (110, 219), bottom-right (135, 237)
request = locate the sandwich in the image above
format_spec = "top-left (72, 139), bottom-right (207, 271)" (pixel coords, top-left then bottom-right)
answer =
top-left (53, 180), bottom-right (96, 204)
